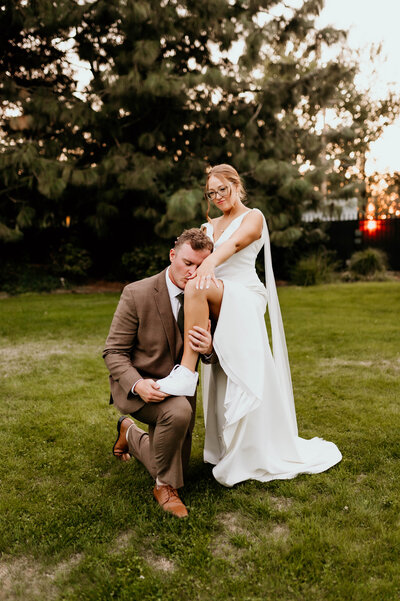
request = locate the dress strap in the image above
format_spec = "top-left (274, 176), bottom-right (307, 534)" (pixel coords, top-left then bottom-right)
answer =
top-left (263, 217), bottom-right (298, 435)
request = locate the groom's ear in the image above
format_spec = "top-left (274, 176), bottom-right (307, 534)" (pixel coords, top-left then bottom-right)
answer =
top-left (169, 248), bottom-right (175, 263)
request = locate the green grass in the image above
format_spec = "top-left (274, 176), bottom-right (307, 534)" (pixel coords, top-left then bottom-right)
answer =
top-left (1, 283), bottom-right (399, 601)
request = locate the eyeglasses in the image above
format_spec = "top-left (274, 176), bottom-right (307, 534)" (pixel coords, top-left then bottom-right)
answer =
top-left (205, 185), bottom-right (230, 201)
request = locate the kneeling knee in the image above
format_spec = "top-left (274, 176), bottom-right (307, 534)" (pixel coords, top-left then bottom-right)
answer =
top-left (161, 397), bottom-right (193, 431)
top-left (174, 397), bottom-right (193, 429)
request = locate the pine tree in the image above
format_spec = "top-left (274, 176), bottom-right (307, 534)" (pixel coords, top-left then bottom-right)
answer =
top-left (0, 0), bottom-right (88, 241)
top-left (1, 0), bottom-right (398, 275)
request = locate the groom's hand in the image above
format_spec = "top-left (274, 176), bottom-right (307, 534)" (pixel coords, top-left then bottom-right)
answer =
top-left (135, 379), bottom-right (168, 403)
top-left (188, 320), bottom-right (213, 355)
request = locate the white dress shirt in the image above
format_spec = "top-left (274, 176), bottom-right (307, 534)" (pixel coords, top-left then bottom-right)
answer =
top-left (165, 267), bottom-right (184, 320)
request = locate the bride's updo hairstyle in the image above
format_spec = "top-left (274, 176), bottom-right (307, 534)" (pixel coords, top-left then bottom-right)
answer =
top-left (205, 164), bottom-right (246, 222)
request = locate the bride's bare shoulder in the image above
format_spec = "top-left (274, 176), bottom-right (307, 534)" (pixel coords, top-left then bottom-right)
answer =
top-left (239, 208), bottom-right (264, 239)
top-left (242, 208), bottom-right (264, 226)
top-left (249, 207), bottom-right (264, 218)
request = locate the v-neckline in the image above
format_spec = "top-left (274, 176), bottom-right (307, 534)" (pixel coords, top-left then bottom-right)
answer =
top-left (211, 210), bottom-right (251, 244)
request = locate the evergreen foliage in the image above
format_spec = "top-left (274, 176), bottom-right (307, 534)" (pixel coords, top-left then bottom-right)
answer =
top-left (0, 0), bottom-right (398, 272)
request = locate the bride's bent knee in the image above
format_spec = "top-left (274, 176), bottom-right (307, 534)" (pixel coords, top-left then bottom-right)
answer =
top-left (184, 277), bottom-right (224, 304)
top-left (184, 278), bottom-right (205, 298)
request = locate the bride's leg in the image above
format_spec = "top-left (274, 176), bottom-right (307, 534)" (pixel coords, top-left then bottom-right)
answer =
top-left (180, 278), bottom-right (224, 372)
top-left (157, 279), bottom-right (224, 396)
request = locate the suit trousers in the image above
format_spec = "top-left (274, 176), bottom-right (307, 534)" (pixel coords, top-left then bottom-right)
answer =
top-left (127, 394), bottom-right (196, 489)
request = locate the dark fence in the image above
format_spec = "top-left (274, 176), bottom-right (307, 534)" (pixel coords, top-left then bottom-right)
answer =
top-left (327, 218), bottom-right (400, 270)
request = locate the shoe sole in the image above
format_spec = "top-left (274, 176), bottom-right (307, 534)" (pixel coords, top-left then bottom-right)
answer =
top-left (112, 416), bottom-right (132, 459)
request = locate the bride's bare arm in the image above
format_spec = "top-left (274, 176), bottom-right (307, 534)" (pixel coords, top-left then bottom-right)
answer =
top-left (195, 210), bottom-right (263, 289)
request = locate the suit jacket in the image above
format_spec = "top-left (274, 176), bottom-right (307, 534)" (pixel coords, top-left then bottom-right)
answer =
top-left (103, 268), bottom-right (217, 415)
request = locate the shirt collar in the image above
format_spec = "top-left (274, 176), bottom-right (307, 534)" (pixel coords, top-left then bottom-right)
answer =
top-left (166, 267), bottom-right (183, 299)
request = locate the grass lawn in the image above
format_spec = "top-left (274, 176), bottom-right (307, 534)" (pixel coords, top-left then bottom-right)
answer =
top-left (1, 282), bottom-right (399, 601)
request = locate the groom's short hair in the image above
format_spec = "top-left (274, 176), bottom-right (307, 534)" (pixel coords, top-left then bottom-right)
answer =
top-left (174, 228), bottom-right (213, 254)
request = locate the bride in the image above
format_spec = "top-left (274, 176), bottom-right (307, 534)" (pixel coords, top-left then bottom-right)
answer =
top-left (158, 164), bottom-right (342, 487)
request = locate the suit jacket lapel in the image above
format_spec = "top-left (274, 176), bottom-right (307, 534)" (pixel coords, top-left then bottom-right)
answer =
top-left (154, 269), bottom-right (183, 362)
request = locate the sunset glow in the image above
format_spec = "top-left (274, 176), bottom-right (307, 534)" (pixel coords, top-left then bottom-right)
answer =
top-left (359, 219), bottom-right (384, 234)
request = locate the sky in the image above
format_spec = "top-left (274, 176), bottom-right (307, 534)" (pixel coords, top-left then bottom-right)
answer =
top-left (317, 0), bottom-right (400, 175)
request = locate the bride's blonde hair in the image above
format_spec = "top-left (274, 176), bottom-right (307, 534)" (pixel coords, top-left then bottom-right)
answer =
top-left (204, 164), bottom-right (246, 222)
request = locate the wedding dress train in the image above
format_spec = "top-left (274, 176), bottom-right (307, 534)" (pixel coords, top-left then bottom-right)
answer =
top-left (201, 210), bottom-right (342, 487)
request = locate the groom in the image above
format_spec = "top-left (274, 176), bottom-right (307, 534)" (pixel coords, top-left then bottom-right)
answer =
top-left (103, 228), bottom-right (216, 518)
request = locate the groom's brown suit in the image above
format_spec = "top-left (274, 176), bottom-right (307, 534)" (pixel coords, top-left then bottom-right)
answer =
top-left (103, 268), bottom-right (215, 489)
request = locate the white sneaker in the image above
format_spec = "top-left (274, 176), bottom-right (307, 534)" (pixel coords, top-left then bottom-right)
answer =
top-left (157, 365), bottom-right (199, 396)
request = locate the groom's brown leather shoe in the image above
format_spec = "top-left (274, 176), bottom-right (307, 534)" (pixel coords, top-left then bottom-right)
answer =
top-left (153, 484), bottom-right (188, 518)
top-left (112, 416), bottom-right (133, 462)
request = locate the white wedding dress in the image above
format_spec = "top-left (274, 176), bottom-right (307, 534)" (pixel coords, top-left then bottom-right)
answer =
top-left (201, 209), bottom-right (342, 487)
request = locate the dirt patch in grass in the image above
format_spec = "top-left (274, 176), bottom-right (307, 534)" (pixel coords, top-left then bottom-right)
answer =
top-left (144, 551), bottom-right (176, 572)
top-left (211, 512), bottom-right (250, 560)
top-left (268, 495), bottom-right (293, 511)
top-left (0, 341), bottom-right (99, 376)
top-left (267, 523), bottom-right (290, 541)
top-left (50, 553), bottom-right (83, 576)
top-left (238, 489), bottom-right (293, 511)
top-left (0, 343), bottom-right (69, 364)
top-left (0, 554), bottom-right (83, 601)
top-left (319, 357), bottom-right (400, 373)
top-left (0, 557), bottom-right (53, 601)
top-left (108, 532), bottom-right (175, 573)
top-left (109, 530), bottom-right (136, 555)
top-left (211, 511), bottom-right (290, 561)
top-left (218, 512), bottom-right (248, 535)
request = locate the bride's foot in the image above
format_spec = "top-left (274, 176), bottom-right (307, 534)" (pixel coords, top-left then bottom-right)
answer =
top-left (157, 365), bottom-right (198, 396)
